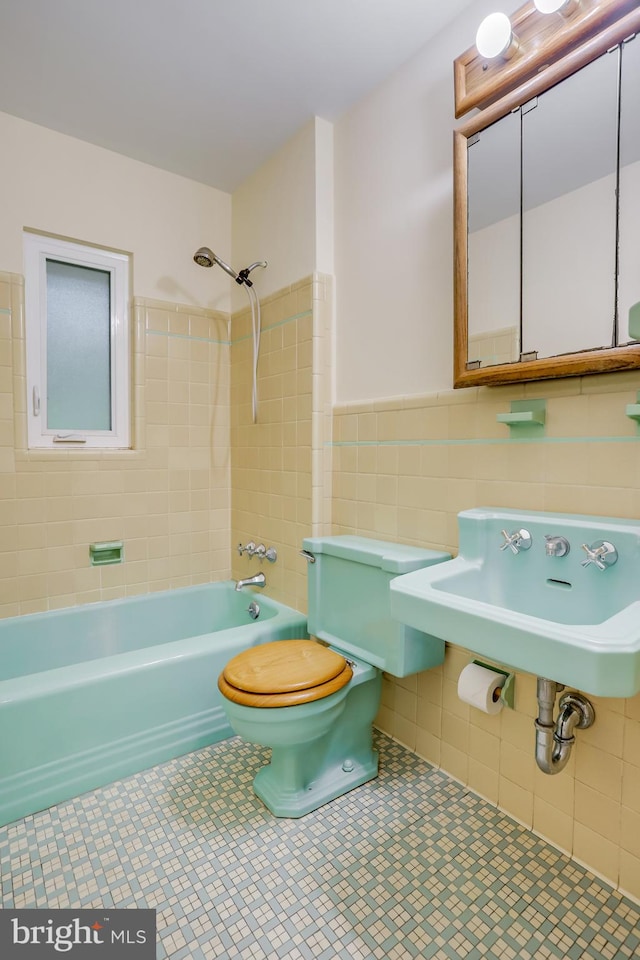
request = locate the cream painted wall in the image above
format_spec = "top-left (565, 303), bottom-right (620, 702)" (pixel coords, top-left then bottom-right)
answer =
top-left (314, 118), bottom-right (335, 279)
top-left (231, 117), bottom-right (334, 308)
top-left (0, 111), bottom-right (231, 311)
top-left (333, 0), bottom-right (522, 403)
top-left (231, 119), bottom-right (316, 307)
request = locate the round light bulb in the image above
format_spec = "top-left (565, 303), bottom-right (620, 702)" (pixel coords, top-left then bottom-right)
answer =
top-left (475, 12), bottom-right (515, 60)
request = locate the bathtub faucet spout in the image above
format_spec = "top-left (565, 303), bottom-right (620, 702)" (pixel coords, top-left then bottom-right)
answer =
top-left (235, 573), bottom-right (266, 591)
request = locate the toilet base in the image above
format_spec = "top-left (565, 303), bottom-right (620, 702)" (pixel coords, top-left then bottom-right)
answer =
top-left (222, 656), bottom-right (382, 818)
top-left (254, 746), bottom-right (378, 818)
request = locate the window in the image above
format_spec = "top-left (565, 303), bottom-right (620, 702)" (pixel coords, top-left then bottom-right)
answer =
top-left (24, 232), bottom-right (131, 449)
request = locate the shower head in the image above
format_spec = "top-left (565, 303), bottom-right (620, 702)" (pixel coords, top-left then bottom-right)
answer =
top-left (193, 246), bottom-right (215, 268)
top-left (193, 247), bottom-right (239, 281)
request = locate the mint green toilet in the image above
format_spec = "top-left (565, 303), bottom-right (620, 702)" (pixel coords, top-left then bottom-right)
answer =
top-left (218, 536), bottom-right (450, 817)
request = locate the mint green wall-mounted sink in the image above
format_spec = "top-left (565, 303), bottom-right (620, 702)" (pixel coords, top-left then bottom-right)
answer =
top-left (390, 508), bottom-right (640, 697)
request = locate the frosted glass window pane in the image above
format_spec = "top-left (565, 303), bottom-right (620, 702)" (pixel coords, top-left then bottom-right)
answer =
top-left (46, 259), bottom-right (112, 431)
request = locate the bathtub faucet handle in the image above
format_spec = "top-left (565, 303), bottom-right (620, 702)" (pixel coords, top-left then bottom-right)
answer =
top-left (238, 541), bottom-right (256, 557)
top-left (254, 544), bottom-right (278, 563)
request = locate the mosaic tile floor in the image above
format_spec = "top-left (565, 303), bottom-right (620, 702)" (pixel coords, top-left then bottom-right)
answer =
top-left (1, 733), bottom-right (639, 959)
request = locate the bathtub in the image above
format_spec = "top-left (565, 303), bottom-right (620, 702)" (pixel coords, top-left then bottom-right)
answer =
top-left (0, 582), bottom-right (307, 827)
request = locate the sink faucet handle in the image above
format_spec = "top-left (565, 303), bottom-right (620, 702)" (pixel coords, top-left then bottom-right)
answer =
top-left (500, 528), bottom-right (532, 554)
top-left (580, 540), bottom-right (618, 570)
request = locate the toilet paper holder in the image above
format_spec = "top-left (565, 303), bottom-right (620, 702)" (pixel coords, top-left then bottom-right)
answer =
top-left (470, 659), bottom-right (515, 709)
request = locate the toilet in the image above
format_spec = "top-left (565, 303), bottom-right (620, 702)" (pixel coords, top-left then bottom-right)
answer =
top-left (218, 536), bottom-right (450, 817)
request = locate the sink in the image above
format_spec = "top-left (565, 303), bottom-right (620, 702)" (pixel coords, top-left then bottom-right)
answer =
top-left (390, 508), bottom-right (640, 697)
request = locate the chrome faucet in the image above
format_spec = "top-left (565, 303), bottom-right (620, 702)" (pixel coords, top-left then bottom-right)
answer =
top-left (544, 535), bottom-right (570, 557)
top-left (234, 572), bottom-right (266, 591)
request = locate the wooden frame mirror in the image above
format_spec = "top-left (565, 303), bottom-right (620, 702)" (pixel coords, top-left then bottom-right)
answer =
top-left (453, 1), bottom-right (640, 388)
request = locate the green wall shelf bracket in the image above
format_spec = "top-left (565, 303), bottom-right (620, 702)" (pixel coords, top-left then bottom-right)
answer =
top-left (625, 392), bottom-right (640, 432)
top-left (496, 399), bottom-right (546, 436)
top-left (628, 301), bottom-right (640, 340)
top-left (90, 541), bottom-right (124, 566)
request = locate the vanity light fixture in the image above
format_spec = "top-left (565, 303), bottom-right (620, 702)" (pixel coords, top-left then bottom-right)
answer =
top-left (533, 0), bottom-right (581, 16)
top-left (475, 12), bottom-right (520, 60)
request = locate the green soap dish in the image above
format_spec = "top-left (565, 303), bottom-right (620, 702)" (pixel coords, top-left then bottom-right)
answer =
top-left (90, 541), bottom-right (124, 566)
top-left (497, 399), bottom-right (546, 435)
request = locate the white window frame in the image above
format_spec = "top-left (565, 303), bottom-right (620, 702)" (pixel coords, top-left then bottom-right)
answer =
top-left (24, 233), bottom-right (131, 449)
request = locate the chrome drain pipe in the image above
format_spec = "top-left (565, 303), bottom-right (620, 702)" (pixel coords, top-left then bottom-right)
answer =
top-left (535, 678), bottom-right (595, 775)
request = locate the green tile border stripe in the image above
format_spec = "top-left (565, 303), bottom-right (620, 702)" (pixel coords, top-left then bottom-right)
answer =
top-left (146, 308), bottom-right (312, 347)
top-left (329, 435), bottom-right (640, 447)
top-left (231, 309), bottom-right (313, 345)
top-left (147, 329), bottom-right (230, 345)
top-left (0, 308), bottom-right (10, 315)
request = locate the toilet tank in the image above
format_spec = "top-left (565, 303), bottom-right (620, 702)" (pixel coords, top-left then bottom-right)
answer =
top-left (303, 536), bottom-right (451, 678)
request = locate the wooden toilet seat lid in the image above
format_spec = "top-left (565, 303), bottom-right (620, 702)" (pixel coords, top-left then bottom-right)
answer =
top-left (218, 639), bottom-right (353, 708)
top-left (223, 639), bottom-right (347, 692)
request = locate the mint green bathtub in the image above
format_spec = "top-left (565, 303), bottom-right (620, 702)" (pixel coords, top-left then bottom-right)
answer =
top-left (0, 583), bottom-right (307, 827)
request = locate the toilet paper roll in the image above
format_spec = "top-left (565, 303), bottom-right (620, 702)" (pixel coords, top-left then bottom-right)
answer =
top-left (457, 662), bottom-right (504, 714)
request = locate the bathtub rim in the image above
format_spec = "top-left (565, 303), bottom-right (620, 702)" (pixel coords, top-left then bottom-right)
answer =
top-left (0, 581), bottom-right (307, 701)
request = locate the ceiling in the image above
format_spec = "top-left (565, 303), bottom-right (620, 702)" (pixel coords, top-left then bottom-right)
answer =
top-left (0, 0), bottom-right (477, 193)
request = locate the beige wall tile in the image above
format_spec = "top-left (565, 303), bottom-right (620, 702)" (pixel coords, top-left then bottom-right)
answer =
top-left (533, 765), bottom-right (575, 818)
top-left (498, 777), bottom-right (533, 828)
top-left (533, 797), bottom-right (573, 855)
top-left (575, 782), bottom-right (620, 845)
top-left (330, 379), bottom-right (640, 894)
top-left (440, 742), bottom-right (468, 784)
top-left (417, 698), bottom-right (442, 738)
top-left (621, 807), bottom-right (640, 861)
top-left (1, 295), bottom-right (230, 615)
top-left (500, 741), bottom-right (535, 793)
top-left (619, 851), bottom-right (640, 903)
top-left (417, 668), bottom-right (443, 704)
top-left (415, 728), bottom-right (441, 767)
top-left (622, 762), bottom-right (640, 813)
top-left (624, 718), bottom-right (640, 767)
top-left (573, 824), bottom-right (620, 886)
top-left (468, 725), bottom-right (500, 771)
top-left (468, 759), bottom-right (499, 805)
top-left (575, 743), bottom-right (623, 801)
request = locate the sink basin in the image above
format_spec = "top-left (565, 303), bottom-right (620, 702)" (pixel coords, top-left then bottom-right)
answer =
top-left (390, 508), bottom-right (640, 697)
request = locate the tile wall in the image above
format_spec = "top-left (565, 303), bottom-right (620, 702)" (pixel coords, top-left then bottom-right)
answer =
top-left (468, 325), bottom-right (519, 367)
top-left (7, 254), bottom-right (638, 904)
top-left (0, 271), bottom-right (231, 617)
top-left (332, 373), bottom-right (640, 902)
top-left (230, 274), bottom-right (332, 613)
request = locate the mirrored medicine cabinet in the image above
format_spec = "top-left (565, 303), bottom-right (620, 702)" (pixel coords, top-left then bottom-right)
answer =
top-left (453, 1), bottom-right (640, 388)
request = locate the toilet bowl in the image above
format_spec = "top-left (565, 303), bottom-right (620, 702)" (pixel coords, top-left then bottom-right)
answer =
top-left (218, 536), bottom-right (450, 817)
